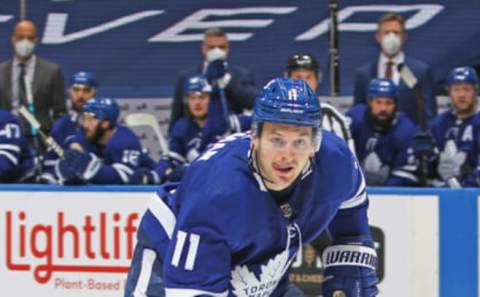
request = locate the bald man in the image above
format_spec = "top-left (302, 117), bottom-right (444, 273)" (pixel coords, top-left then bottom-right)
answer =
top-left (0, 20), bottom-right (66, 137)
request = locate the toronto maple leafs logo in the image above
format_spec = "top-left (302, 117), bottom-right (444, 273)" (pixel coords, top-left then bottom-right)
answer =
top-left (230, 224), bottom-right (300, 297)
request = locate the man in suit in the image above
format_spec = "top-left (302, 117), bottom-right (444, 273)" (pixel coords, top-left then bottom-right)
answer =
top-left (353, 12), bottom-right (437, 125)
top-left (169, 27), bottom-right (259, 132)
top-left (0, 20), bottom-right (66, 135)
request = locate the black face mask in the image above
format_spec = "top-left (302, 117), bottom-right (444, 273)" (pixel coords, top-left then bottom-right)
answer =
top-left (367, 107), bottom-right (397, 134)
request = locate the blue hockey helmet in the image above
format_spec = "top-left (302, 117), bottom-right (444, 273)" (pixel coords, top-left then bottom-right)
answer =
top-left (253, 78), bottom-right (321, 128)
top-left (184, 74), bottom-right (212, 95)
top-left (368, 78), bottom-right (397, 101)
top-left (446, 66), bottom-right (479, 87)
top-left (82, 96), bottom-right (120, 127)
top-left (70, 71), bottom-right (97, 88)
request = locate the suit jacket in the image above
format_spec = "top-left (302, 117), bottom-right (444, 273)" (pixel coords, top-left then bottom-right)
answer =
top-left (0, 56), bottom-right (66, 132)
top-left (169, 64), bottom-right (259, 132)
top-left (353, 56), bottom-right (437, 126)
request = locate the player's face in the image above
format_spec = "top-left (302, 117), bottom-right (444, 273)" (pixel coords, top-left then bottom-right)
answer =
top-left (369, 97), bottom-right (396, 121)
top-left (202, 36), bottom-right (229, 58)
top-left (70, 85), bottom-right (96, 112)
top-left (289, 69), bottom-right (319, 92)
top-left (450, 83), bottom-right (478, 117)
top-left (187, 92), bottom-right (210, 119)
top-left (81, 113), bottom-right (102, 142)
top-left (254, 123), bottom-right (315, 191)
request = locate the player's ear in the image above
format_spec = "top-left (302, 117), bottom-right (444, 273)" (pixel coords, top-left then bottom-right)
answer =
top-left (101, 120), bottom-right (111, 130)
top-left (251, 131), bottom-right (258, 150)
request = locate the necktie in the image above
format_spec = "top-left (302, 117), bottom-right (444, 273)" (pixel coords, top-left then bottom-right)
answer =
top-left (385, 61), bottom-right (394, 80)
top-left (18, 63), bottom-right (27, 105)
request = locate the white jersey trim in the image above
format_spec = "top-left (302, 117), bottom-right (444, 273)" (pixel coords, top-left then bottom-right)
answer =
top-left (112, 163), bottom-right (134, 183)
top-left (133, 248), bottom-right (156, 297)
top-left (0, 150), bottom-right (18, 165)
top-left (165, 288), bottom-right (228, 297)
top-left (0, 144), bottom-right (20, 152)
top-left (148, 193), bottom-right (176, 239)
top-left (339, 172), bottom-right (367, 209)
top-left (392, 169), bottom-right (419, 182)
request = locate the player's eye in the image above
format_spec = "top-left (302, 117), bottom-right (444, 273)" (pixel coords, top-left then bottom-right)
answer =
top-left (292, 138), bottom-right (308, 150)
top-left (270, 137), bottom-right (286, 148)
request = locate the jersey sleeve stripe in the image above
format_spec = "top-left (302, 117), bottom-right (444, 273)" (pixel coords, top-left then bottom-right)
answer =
top-left (112, 163), bottom-right (134, 183)
top-left (167, 151), bottom-right (187, 164)
top-left (339, 172), bottom-right (367, 209)
top-left (39, 173), bottom-right (57, 184)
top-left (148, 193), bottom-right (176, 239)
top-left (133, 248), bottom-right (157, 297)
top-left (391, 170), bottom-right (419, 182)
top-left (0, 144), bottom-right (20, 152)
top-left (43, 160), bottom-right (57, 167)
top-left (0, 150), bottom-right (19, 165)
top-left (165, 288), bottom-right (228, 297)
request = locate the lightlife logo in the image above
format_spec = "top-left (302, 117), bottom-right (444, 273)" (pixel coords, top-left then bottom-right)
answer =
top-left (4, 211), bottom-right (139, 284)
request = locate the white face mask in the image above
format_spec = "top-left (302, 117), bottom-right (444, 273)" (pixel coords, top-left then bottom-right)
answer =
top-left (206, 47), bottom-right (227, 62)
top-left (15, 39), bottom-right (35, 58)
top-left (381, 33), bottom-right (402, 56)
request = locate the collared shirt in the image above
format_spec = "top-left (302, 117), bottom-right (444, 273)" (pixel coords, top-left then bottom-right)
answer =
top-left (377, 52), bottom-right (405, 85)
top-left (11, 55), bottom-right (36, 109)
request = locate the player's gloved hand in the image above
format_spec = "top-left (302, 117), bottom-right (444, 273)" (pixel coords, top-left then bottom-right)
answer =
top-left (64, 149), bottom-right (102, 181)
top-left (205, 59), bottom-right (227, 84)
top-left (142, 169), bottom-right (161, 185)
top-left (412, 131), bottom-right (436, 158)
top-left (167, 164), bottom-right (188, 182)
top-left (363, 152), bottom-right (390, 186)
top-left (55, 159), bottom-right (77, 182)
top-left (322, 240), bottom-right (379, 297)
top-left (37, 172), bottom-right (60, 184)
top-left (438, 140), bottom-right (466, 181)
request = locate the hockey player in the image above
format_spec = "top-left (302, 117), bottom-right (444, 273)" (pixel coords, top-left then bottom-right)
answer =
top-left (285, 53), bottom-right (354, 152)
top-left (39, 71), bottom-right (97, 183)
top-left (125, 78), bottom-right (378, 297)
top-left (0, 109), bottom-right (38, 182)
top-left (347, 78), bottom-right (418, 186)
top-left (145, 74), bottom-right (251, 184)
top-left (55, 96), bottom-right (154, 184)
top-left (427, 66), bottom-right (480, 187)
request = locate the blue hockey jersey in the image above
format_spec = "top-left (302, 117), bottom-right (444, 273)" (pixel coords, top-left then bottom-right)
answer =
top-left (347, 104), bottom-right (419, 186)
top-left (40, 112), bottom-right (81, 183)
top-left (139, 131), bottom-right (370, 297)
top-left (153, 94), bottom-right (251, 182)
top-left (429, 110), bottom-right (480, 187)
top-left (0, 110), bottom-right (38, 182)
top-left (57, 125), bottom-right (155, 184)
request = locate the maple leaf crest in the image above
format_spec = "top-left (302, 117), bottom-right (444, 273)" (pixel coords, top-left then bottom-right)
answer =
top-left (230, 249), bottom-right (290, 297)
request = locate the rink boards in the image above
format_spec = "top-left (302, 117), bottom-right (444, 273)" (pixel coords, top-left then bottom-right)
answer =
top-left (0, 185), bottom-right (477, 297)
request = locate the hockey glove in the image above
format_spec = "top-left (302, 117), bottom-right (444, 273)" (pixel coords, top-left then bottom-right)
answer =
top-left (205, 59), bottom-right (227, 83)
top-left (168, 164), bottom-right (188, 182)
top-left (322, 240), bottom-right (379, 297)
top-left (55, 159), bottom-right (77, 182)
top-left (438, 140), bottom-right (466, 181)
top-left (64, 149), bottom-right (102, 181)
top-left (363, 152), bottom-right (390, 186)
top-left (142, 169), bottom-right (161, 185)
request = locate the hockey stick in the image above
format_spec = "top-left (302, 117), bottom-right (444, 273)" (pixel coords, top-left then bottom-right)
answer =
top-left (328, 0), bottom-right (340, 96)
top-left (23, 75), bottom-right (42, 150)
top-left (124, 112), bottom-right (169, 154)
top-left (398, 64), bottom-right (461, 188)
top-left (18, 105), bottom-right (65, 158)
